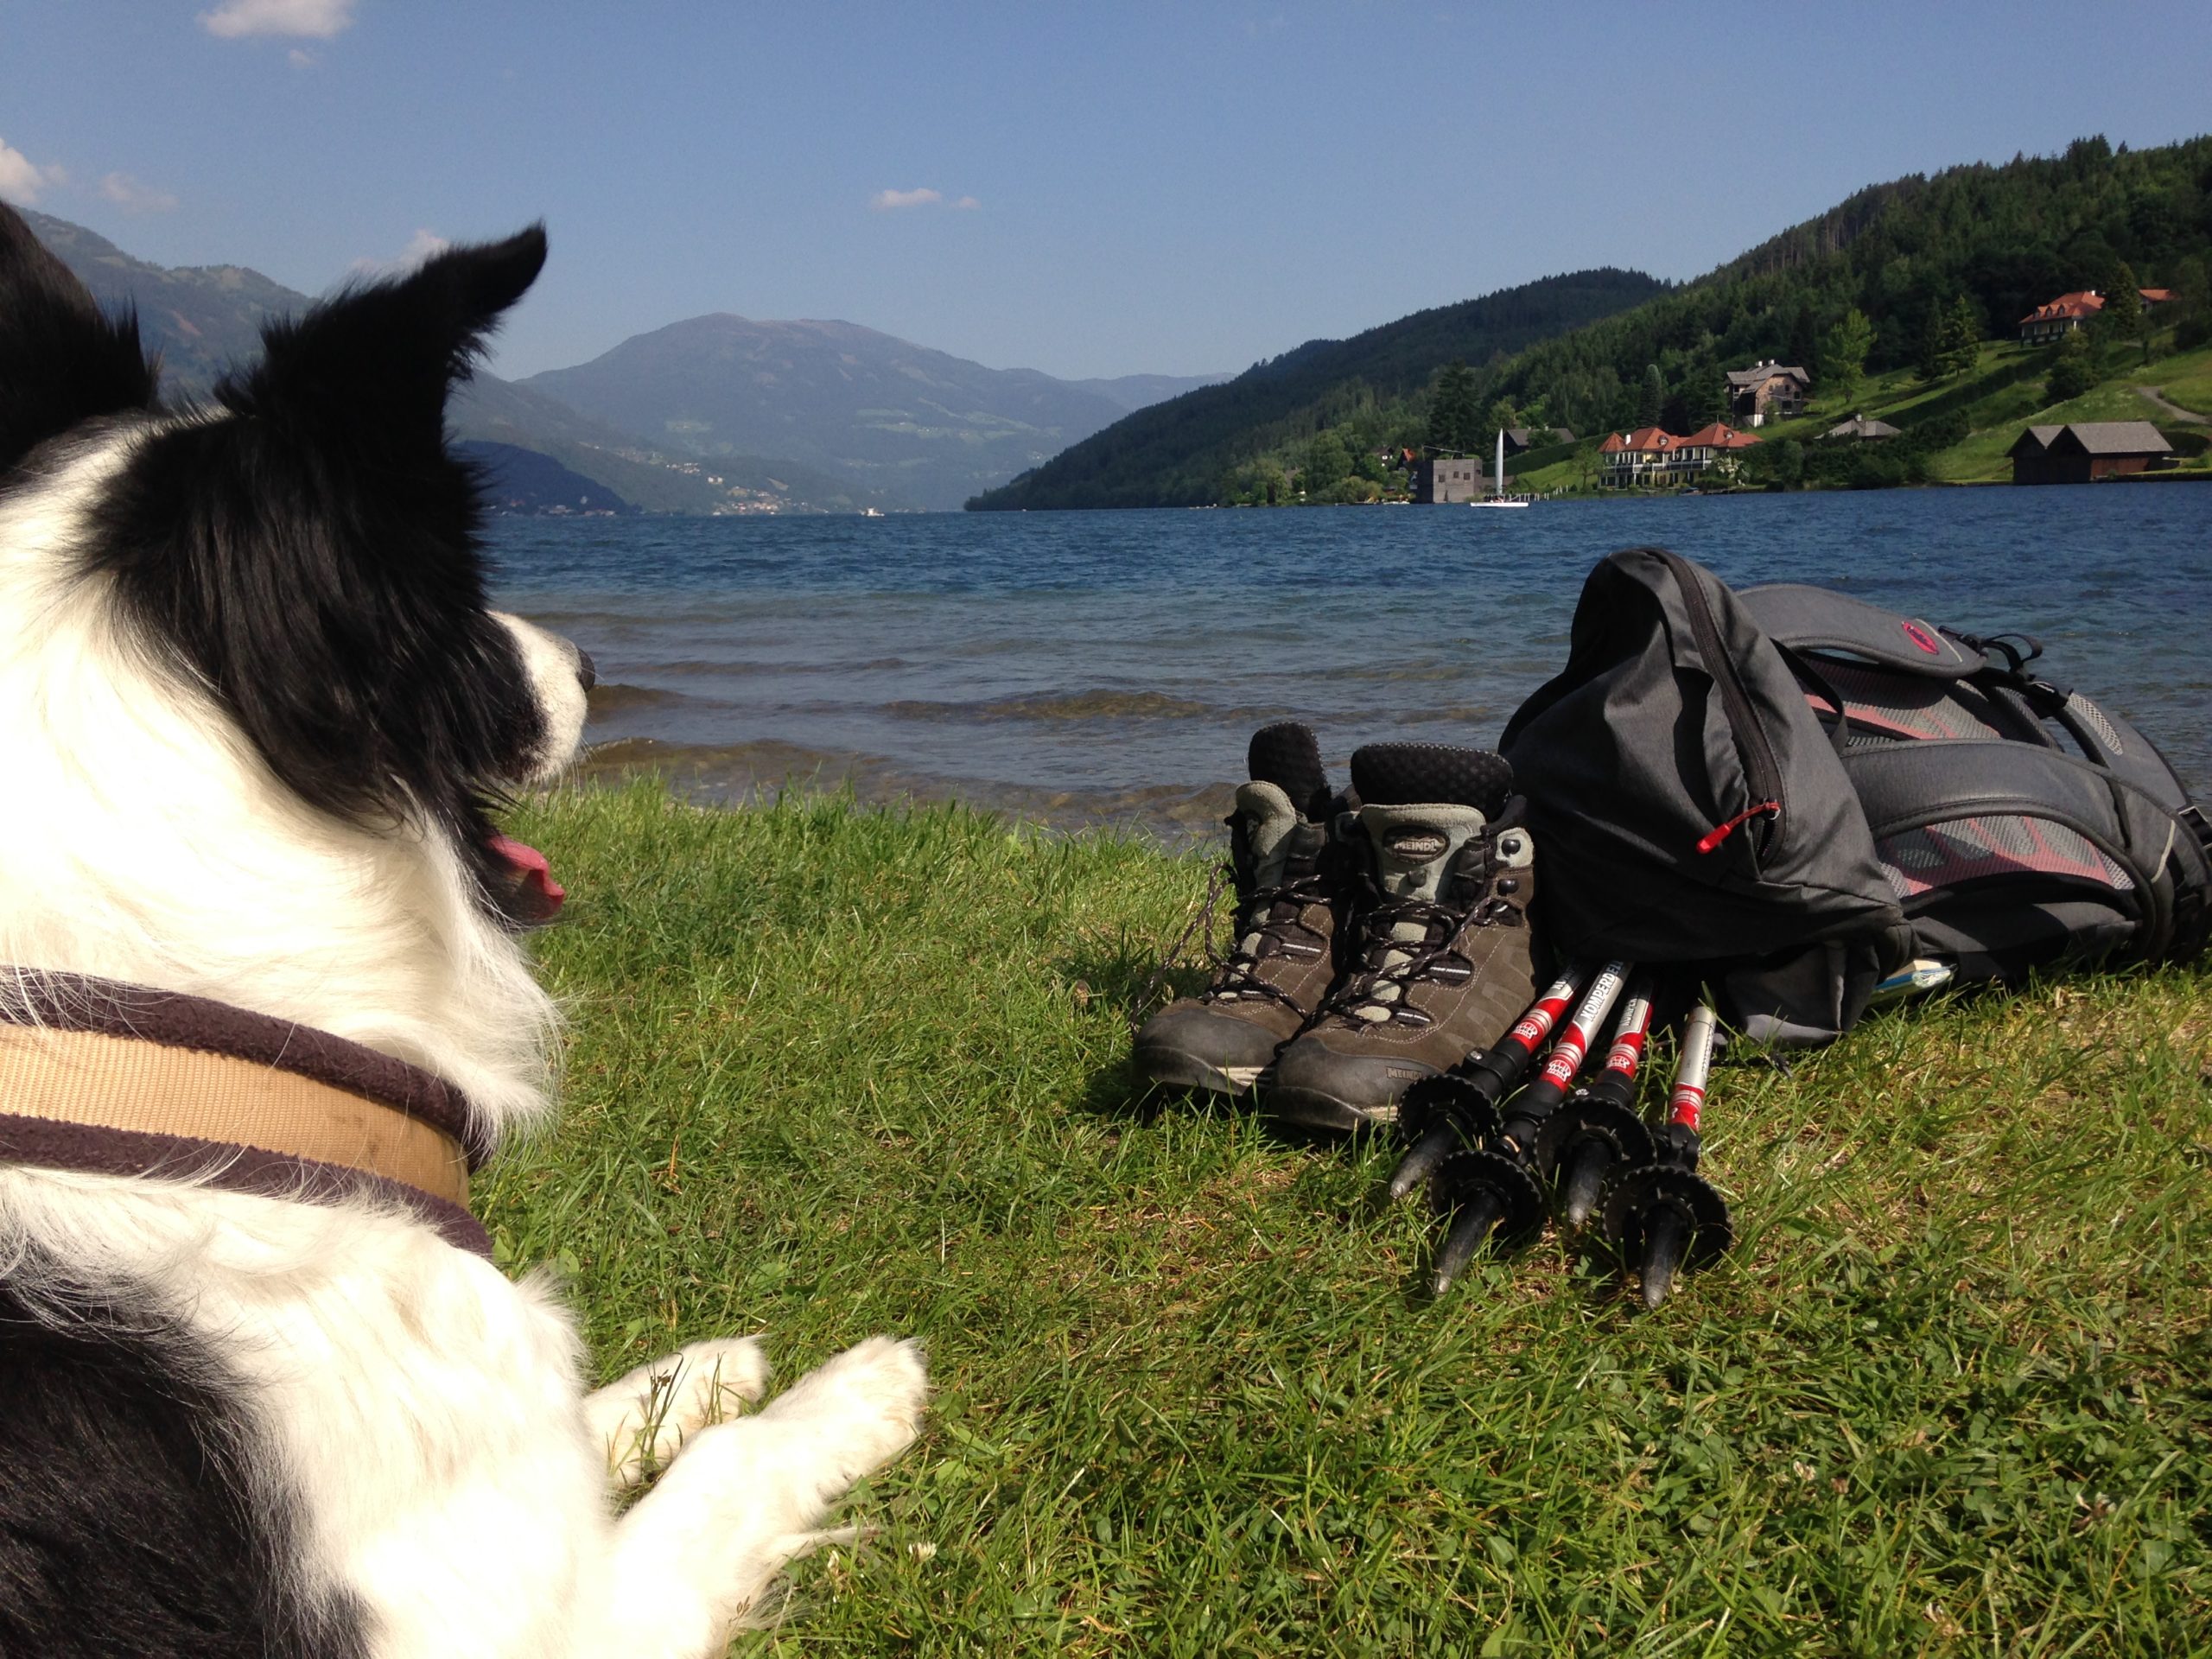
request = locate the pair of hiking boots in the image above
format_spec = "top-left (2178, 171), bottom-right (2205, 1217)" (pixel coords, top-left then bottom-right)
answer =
top-left (1135, 721), bottom-right (1541, 1130)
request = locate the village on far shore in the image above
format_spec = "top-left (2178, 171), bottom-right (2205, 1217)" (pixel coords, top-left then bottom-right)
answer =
top-left (1294, 283), bottom-right (2208, 505)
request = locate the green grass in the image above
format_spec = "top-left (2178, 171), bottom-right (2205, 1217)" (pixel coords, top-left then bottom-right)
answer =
top-left (489, 782), bottom-right (2212, 1655)
top-left (2148, 345), bottom-right (2212, 419)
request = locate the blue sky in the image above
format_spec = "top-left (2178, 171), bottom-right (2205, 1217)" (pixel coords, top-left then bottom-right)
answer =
top-left (4, 3), bottom-right (2209, 381)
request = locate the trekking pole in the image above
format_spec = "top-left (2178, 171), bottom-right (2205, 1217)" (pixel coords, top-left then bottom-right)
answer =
top-left (1494, 960), bottom-right (1632, 1157)
top-left (1602, 1000), bottom-right (1732, 1309)
top-left (1531, 974), bottom-right (1657, 1229)
top-left (1427, 962), bottom-right (1631, 1294)
top-left (1382, 963), bottom-right (1590, 1205)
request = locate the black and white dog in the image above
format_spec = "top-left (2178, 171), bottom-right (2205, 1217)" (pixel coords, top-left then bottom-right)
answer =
top-left (0, 206), bottom-right (925, 1656)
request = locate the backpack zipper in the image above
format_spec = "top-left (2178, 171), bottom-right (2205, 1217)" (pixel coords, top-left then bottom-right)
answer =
top-left (1654, 549), bottom-right (1785, 857)
top-left (1696, 799), bottom-right (1780, 854)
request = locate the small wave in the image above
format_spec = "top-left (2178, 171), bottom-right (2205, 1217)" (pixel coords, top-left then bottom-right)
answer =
top-left (884, 690), bottom-right (1220, 722)
top-left (639, 656), bottom-right (916, 679)
top-left (587, 683), bottom-right (694, 715)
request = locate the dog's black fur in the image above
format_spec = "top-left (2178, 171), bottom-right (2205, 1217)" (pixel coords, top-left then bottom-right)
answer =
top-left (7, 215), bottom-right (556, 922)
top-left (0, 1262), bottom-right (370, 1658)
top-left (0, 210), bottom-right (565, 1653)
top-left (0, 209), bottom-right (160, 475)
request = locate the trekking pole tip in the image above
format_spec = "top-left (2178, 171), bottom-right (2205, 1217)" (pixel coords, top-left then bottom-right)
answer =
top-left (1638, 1205), bottom-right (1688, 1311)
top-left (1428, 1192), bottom-right (1503, 1295)
top-left (1385, 1122), bottom-right (1459, 1204)
top-left (1559, 1155), bottom-right (1608, 1230)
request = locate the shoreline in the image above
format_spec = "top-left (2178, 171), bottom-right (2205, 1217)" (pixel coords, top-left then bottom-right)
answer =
top-left (571, 735), bottom-right (1236, 848)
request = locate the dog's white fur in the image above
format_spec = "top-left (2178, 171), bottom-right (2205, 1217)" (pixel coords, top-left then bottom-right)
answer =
top-left (0, 423), bottom-right (926, 1656)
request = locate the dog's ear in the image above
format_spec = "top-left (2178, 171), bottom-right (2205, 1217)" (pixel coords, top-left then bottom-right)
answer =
top-left (0, 203), bottom-right (161, 476)
top-left (226, 225), bottom-right (546, 443)
top-left (84, 226), bottom-right (554, 869)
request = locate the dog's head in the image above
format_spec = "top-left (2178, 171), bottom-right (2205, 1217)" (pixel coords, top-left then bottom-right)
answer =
top-left (0, 206), bottom-right (584, 1122)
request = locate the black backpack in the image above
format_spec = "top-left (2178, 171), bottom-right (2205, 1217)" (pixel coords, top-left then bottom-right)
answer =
top-left (1501, 548), bottom-right (2212, 1044)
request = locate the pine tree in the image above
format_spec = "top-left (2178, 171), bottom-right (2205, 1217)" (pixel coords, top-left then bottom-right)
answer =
top-left (1818, 308), bottom-right (1876, 404)
top-left (1425, 362), bottom-right (1477, 454)
top-left (2100, 262), bottom-right (2146, 364)
top-left (1635, 364), bottom-right (1664, 429)
top-left (1916, 308), bottom-right (1947, 384)
top-left (1939, 295), bottom-right (1981, 379)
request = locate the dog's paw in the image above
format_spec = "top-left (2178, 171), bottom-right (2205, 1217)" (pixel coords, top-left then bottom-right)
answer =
top-left (757, 1335), bottom-right (928, 1494)
top-left (585, 1335), bottom-right (771, 1489)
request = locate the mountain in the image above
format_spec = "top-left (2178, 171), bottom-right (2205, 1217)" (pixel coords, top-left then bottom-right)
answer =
top-left (521, 315), bottom-right (1186, 511)
top-left (21, 207), bottom-right (306, 393)
top-left (460, 440), bottom-right (638, 515)
top-left (18, 209), bottom-right (882, 514)
top-left (967, 268), bottom-right (1668, 509)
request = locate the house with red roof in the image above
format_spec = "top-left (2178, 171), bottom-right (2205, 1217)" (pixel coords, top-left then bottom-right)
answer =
top-left (2018, 289), bottom-right (2173, 345)
top-left (1599, 423), bottom-right (1761, 488)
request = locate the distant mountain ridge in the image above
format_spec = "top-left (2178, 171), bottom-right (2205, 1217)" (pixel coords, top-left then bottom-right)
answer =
top-left (969, 268), bottom-right (1669, 509)
top-left (23, 210), bottom-right (1222, 514)
top-left (22, 207), bottom-right (308, 394)
top-left (521, 315), bottom-right (1219, 511)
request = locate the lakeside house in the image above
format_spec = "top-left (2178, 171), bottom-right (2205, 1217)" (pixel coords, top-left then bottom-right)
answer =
top-left (1825, 413), bottom-right (1902, 442)
top-left (2006, 421), bottom-right (2173, 484)
top-left (1413, 455), bottom-right (1490, 503)
top-left (1598, 423), bottom-right (1761, 488)
top-left (1726, 361), bottom-right (1811, 426)
top-left (2017, 289), bottom-right (2173, 344)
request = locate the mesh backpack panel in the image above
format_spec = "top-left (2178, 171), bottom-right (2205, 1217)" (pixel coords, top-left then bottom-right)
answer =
top-left (1740, 583), bottom-right (2212, 985)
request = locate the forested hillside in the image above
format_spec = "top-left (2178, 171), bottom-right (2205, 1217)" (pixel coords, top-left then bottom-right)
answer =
top-left (974, 135), bottom-right (2212, 508)
top-left (1471, 134), bottom-right (2212, 448)
top-left (966, 270), bottom-right (1664, 509)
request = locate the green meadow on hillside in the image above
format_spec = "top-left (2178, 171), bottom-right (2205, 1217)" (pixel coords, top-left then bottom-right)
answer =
top-left (486, 784), bottom-right (2211, 1656)
top-left (1510, 338), bottom-right (2212, 495)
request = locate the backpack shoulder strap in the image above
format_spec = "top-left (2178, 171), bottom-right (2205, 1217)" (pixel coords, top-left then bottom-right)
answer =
top-left (1739, 583), bottom-right (1984, 679)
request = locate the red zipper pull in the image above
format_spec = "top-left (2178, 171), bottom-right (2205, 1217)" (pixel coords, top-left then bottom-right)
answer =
top-left (1696, 799), bottom-right (1779, 855)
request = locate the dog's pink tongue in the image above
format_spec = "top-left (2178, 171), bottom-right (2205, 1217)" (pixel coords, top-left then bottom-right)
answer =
top-left (491, 835), bottom-right (565, 915)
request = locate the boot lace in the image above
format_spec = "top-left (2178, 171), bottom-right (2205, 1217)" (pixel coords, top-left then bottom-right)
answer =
top-left (1204, 868), bottom-right (1335, 1010)
top-left (1320, 873), bottom-right (1522, 1028)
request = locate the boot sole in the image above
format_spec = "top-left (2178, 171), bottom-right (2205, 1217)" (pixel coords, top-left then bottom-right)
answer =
top-left (1262, 1084), bottom-right (1396, 1135)
top-left (1135, 1048), bottom-right (1267, 1097)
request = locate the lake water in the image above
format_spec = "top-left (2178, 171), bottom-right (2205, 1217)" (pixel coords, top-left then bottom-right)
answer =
top-left (492, 486), bottom-right (2212, 842)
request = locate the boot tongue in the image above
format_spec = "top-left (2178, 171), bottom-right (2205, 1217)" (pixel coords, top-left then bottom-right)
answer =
top-left (1247, 721), bottom-right (1330, 822)
top-left (1232, 779), bottom-right (1305, 889)
top-left (1359, 802), bottom-right (1488, 902)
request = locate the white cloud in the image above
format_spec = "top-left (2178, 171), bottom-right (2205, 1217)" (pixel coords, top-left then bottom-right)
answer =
top-left (199, 0), bottom-right (354, 40)
top-left (289, 47), bottom-right (316, 67)
top-left (870, 187), bottom-right (981, 213)
top-left (347, 227), bottom-right (450, 278)
top-left (0, 137), bottom-right (61, 205)
top-left (99, 172), bottom-right (180, 213)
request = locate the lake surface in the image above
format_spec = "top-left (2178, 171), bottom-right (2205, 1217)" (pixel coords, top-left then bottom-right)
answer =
top-left (492, 487), bottom-right (2212, 841)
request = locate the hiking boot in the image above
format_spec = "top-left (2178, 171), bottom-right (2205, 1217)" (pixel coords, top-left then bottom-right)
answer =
top-left (1264, 742), bottom-right (1538, 1132)
top-left (1133, 721), bottom-right (1351, 1096)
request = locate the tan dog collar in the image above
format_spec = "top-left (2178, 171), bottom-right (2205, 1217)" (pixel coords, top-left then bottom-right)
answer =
top-left (0, 969), bottom-right (494, 1256)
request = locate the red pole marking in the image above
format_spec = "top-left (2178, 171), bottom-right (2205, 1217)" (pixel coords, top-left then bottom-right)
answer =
top-left (1503, 968), bottom-right (1584, 1057)
top-left (1669, 1004), bottom-right (1719, 1129)
top-left (1601, 993), bottom-right (1654, 1080)
top-left (1536, 964), bottom-right (1629, 1092)
top-left (1669, 1078), bottom-right (1707, 1130)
